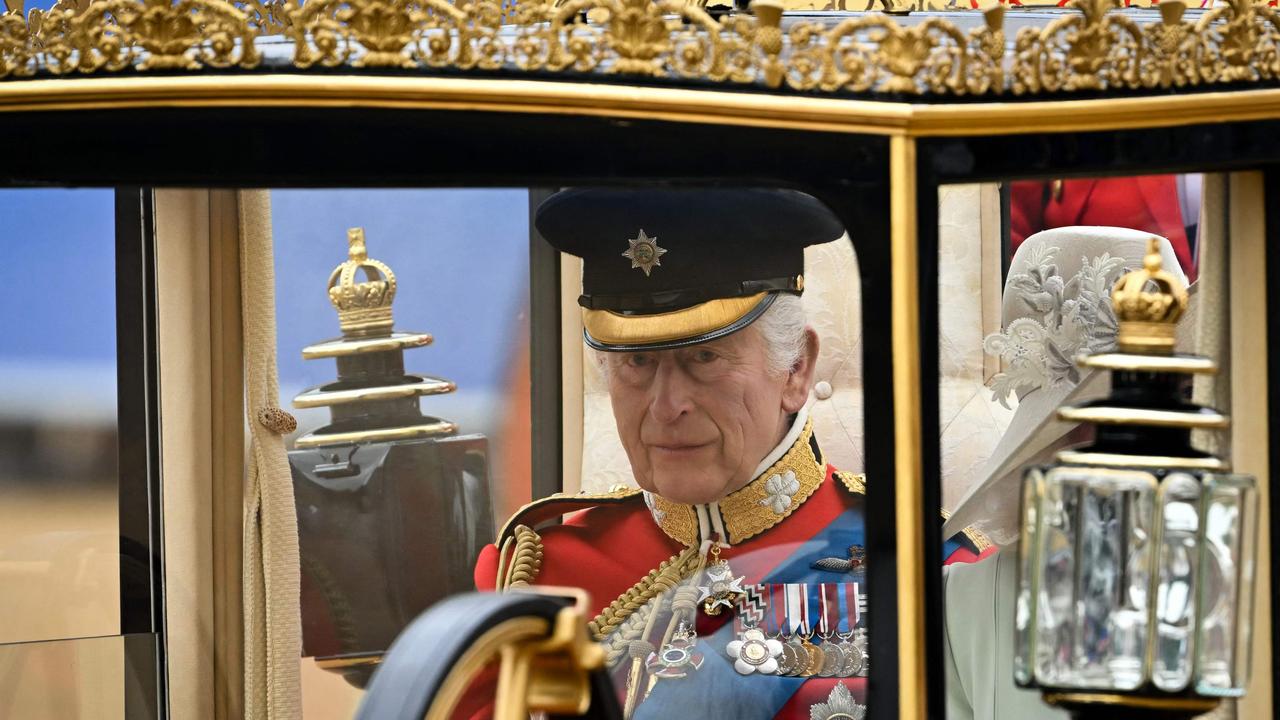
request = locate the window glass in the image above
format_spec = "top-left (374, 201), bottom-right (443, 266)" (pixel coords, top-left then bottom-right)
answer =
top-left (277, 186), bottom-right (875, 719)
top-left (0, 189), bottom-right (119, 646)
top-left (271, 189), bottom-right (531, 717)
top-left (938, 173), bottom-right (1226, 719)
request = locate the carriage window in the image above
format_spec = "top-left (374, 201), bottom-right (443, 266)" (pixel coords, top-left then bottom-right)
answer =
top-left (268, 189), bottom-right (532, 716)
top-left (273, 186), bottom-right (871, 719)
top-left (938, 173), bottom-right (1243, 718)
top-left (0, 188), bottom-right (124, 717)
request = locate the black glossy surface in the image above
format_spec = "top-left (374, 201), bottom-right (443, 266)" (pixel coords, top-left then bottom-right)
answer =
top-left (114, 188), bottom-right (166, 720)
top-left (4, 104), bottom-right (1277, 720)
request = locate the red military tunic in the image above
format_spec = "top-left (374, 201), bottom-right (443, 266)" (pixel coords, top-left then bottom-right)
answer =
top-left (1010, 175), bottom-right (1198, 282)
top-left (475, 419), bottom-right (991, 719)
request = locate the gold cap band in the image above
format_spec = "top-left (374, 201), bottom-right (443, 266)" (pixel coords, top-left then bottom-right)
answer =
top-left (583, 292), bottom-right (771, 350)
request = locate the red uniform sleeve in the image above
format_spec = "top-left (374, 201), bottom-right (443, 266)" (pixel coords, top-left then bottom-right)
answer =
top-left (474, 543), bottom-right (499, 592)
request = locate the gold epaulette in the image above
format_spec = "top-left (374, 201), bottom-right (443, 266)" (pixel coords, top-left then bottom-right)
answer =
top-left (835, 470), bottom-right (866, 494)
top-left (940, 508), bottom-right (994, 553)
top-left (495, 484), bottom-right (645, 548)
top-left (494, 525), bottom-right (544, 591)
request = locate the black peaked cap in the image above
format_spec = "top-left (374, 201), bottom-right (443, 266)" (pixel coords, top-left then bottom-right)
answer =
top-left (536, 187), bottom-right (845, 314)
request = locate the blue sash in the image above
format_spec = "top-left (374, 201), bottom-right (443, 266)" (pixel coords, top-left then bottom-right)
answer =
top-left (634, 506), bottom-right (866, 720)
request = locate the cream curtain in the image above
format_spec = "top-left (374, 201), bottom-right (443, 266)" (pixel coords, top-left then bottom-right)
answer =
top-left (238, 191), bottom-right (302, 720)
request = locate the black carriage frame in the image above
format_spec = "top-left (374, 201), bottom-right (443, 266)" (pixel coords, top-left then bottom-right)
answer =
top-left (18, 106), bottom-right (1279, 719)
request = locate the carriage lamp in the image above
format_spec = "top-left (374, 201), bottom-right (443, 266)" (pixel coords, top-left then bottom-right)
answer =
top-left (289, 228), bottom-right (494, 687)
top-left (1014, 239), bottom-right (1258, 719)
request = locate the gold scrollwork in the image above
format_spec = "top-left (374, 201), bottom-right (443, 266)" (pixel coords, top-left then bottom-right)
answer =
top-left (504, 0), bottom-right (758, 81)
top-left (1012, 0), bottom-right (1280, 94)
top-left (1, 0), bottom-right (283, 76)
top-left (4, 0), bottom-right (1280, 98)
top-left (1012, 0), bottom-right (1142, 94)
top-left (780, 5), bottom-right (1004, 94)
top-left (1195, 0), bottom-right (1280, 84)
top-left (285, 0), bottom-right (506, 69)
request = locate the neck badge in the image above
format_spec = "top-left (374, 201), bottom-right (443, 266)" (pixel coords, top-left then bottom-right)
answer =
top-left (697, 545), bottom-right (745, 616)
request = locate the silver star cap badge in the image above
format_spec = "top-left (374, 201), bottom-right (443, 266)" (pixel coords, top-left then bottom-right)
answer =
top-left (622, 229), bottom-right (667, 276)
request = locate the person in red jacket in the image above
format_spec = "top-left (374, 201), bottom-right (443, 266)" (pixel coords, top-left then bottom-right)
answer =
top-left (1010, 175), bottom-right (1199, 282)
top-left (470, 188), bottom-right (991, 720)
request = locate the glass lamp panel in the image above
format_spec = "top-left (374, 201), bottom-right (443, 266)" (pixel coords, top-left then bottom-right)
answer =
top-left (1014, 468), bottom-right (1043, 687)
top-left (1195, 473), bottom-right (1258, 696)
top-left (1034, 467), bottom-right (1156, 690)
top-left (1151, 472), bottom-right (1201, 692)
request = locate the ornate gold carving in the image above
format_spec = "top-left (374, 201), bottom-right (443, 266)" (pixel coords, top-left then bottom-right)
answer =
top-left (3, 0), bottom-right (1280, 98)
top-left (328, 227), bottom-right (398, 337)
top-left (779, 5), bottom-right (1004, 94)
top-left (1012, 0), bottom-right (1280, 95)
top-left (2, 0), bottom-right (279, 77)
top-left (1013, 0), bottom-right (1141, 94)
top-left (284, 0), bottom-right (505, 70)
top-left (1197, 0), bottom-right (1280, 84)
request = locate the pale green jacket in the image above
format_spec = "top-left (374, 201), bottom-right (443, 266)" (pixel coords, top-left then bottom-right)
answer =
top-left (943, 547), bottom-right (1069, 720)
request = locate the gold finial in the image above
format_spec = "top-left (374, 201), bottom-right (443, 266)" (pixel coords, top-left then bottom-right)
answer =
top-left (1111, 237), bottom-right (1188, 355)
top-left (326, 227), bottom-right (397, 337)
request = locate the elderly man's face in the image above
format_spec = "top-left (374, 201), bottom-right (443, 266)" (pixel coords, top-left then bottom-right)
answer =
top-left (604, 325), bottom-right (818, 505)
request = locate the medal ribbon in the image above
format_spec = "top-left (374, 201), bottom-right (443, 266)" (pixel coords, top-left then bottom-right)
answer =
top-left (735, 584), bottom-right (767, 634)
top-left (784, 584), bottom-right (803, 636)
top-left (820, 583), bottom-right (841, 637)
top-left (835, 583), bottom-right (851, 634)
top-left (844, 582), bottom-right (863, 628)
top-left (767, 584), bottom-right (786, 636)
top-left (804, 582), bottom-right (821, 637)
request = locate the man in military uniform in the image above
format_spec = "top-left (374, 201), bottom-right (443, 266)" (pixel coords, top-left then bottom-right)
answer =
top-left (474, 188), bottom-right (989, 719)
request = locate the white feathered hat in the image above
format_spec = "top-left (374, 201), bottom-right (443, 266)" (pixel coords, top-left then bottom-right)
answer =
top-left (942, 226), bottom-right (1189, 545)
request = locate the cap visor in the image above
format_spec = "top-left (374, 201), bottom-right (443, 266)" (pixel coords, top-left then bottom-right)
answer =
top-left (583, 292), bottom-right (774, 351)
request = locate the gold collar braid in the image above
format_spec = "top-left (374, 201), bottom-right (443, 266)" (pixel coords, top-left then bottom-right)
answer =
top-left (647, 419), bottom-right (824, 547)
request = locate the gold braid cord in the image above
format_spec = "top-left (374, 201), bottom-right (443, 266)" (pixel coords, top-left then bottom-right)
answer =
top-left (588, 545), bottom-right (702, 642)
top-left (498, 524), bottom-right (544, 590)
top-left (602, 601), bottom-right (658, 668)
top-left (3, 0), bottom-right (1280, 97)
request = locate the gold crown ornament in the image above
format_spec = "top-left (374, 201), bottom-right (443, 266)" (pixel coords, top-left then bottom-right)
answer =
top-left (1111, 237), bottom-right (1189, 355)
top-left (327, 227), bottom-right (397, 337)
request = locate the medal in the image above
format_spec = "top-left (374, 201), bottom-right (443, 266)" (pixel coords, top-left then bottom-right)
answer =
top-left (782, 635), bottom-right (809, 676)
top-left (697, 544), bottom-right (745, 616)
top-left (727, 585), bottom-right (781, 675)
top-left (800, 635), bottom-right (824, 677)
top-left (820, 642), bottom-right (846, 677)
top-left (817, 584), bottom-right (842, 677)
top-left (841, 628), bottom-right (869, 677)
top-left (727, 627), bottom-right (783, 675)
top-left (646, 622), bottom-right (704, 679)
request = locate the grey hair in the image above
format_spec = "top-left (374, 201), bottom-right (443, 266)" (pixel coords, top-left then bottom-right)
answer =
top-left (590, 293), bottom-right (808, 376)
top-left (755, 293), bottom-right (807, 376)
